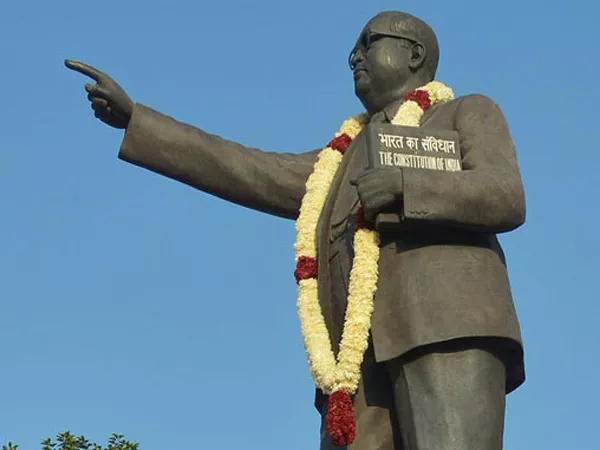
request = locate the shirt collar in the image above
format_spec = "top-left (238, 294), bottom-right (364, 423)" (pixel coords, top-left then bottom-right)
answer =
top-left (367, 98), bottom-right (405, 124)
top-left (382, 98), bottom-right (405, 123)
top-left (370, 97), bottom-right (440, 124)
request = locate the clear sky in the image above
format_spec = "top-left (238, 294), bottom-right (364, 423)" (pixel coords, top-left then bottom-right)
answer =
top-left (0, 0), bottom-right (597, 449)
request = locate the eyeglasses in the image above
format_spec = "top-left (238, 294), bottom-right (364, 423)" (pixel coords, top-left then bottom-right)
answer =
top-left (348, 32), bottom-right (420, 70)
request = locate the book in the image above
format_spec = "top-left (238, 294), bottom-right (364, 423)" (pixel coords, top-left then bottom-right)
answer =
top-left (364, 123), bottom-right (462, 231)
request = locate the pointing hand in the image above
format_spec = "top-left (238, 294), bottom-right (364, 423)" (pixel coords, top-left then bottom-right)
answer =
top-left (65, 59), bottom-right (133, 129)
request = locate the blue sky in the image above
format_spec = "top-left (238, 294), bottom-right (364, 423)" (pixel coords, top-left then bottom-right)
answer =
top-left (0, 0), bottom-right (597, 449)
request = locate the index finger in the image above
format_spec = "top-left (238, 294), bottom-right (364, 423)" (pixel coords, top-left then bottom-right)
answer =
top-left (64, 59), bottom-right (106, 82)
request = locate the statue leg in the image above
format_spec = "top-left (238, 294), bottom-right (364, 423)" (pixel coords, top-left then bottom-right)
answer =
top-left (385, 340), bottom-right (507, 450)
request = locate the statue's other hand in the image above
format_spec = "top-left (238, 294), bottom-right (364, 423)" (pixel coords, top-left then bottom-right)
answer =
top-left (351, 168), bottom-right (404, 222)
top-left (65, 59), bottom-right (133, 129)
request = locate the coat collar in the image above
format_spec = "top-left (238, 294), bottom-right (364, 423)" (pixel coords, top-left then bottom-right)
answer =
top-left (369, 97), bottom-right (442, 124)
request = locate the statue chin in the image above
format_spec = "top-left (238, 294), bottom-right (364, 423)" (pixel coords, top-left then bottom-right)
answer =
top-left (354, 82), bottom-right (371, 107)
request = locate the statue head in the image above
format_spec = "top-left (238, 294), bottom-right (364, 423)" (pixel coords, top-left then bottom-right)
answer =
top-left (349, 11), bottom-right (440, 115)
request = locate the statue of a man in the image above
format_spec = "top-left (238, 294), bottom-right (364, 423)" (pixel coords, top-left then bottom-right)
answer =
top-left (66, 11), bottom-right (526, 450)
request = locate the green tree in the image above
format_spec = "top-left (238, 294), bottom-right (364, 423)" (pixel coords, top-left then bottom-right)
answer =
top-left (2, 432), bottom-right (138, 450)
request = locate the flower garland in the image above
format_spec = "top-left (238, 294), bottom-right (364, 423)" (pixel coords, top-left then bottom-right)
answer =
top-left (294, 81), bottom-right (454, 447)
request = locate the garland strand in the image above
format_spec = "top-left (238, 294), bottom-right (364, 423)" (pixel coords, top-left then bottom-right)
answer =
top-left (294, 81), bottom-right (454, 446)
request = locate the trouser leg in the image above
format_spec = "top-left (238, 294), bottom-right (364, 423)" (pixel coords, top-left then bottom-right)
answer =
top-left (386, 342), bottom-right (507, 450)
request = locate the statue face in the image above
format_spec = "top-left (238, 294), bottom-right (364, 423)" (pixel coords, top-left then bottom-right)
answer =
top-left (349, 22), bottom-right (418, 113)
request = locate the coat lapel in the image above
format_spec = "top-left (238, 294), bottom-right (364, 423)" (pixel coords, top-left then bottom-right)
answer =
top-left (315, 135), bottom-right (362, 343)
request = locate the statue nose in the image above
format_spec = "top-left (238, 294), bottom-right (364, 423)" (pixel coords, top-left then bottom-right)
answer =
top-left (349, 49), bottom-right (364, 70)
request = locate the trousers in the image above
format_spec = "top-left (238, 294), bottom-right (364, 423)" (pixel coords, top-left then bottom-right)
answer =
top-left (319, 339), bottom-right (507, 450)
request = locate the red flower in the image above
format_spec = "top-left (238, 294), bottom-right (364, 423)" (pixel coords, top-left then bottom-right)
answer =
top-left (294, 256), bottom-right (318, 284)
top-left (326, 390), bottom-right (356, 447)
top-left (404, 89), bottom-right (431, 110)
top-left (355, 207), bottom-right (366, 230)
top-left (328, 134), bottom-right (353, 154)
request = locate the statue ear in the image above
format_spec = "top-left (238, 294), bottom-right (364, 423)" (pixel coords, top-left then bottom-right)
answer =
top-left (408, 42), bottom-right (426, 70)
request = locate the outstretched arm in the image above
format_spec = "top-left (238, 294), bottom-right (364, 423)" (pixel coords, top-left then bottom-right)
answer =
top-left (119, 104), bottom-right (319, 219)
top-left (65, 60), bottom-right (319, 220)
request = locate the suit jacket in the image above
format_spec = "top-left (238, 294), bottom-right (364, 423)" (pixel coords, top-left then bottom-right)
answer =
top-left (118, 93), bottom-right (526, 395)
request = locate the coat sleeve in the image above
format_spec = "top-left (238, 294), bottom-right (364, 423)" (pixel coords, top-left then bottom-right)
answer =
top-left (118, 104), bottom-right (320, 220)
top-left (401, 94), bottom-right (526, 233)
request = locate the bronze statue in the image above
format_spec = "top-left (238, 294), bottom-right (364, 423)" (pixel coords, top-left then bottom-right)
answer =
top-left (66, 11), bottom-right (526, 450)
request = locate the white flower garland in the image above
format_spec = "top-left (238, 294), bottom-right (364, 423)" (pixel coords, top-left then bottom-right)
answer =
top-left (295, 81), bottom-right (454, 396)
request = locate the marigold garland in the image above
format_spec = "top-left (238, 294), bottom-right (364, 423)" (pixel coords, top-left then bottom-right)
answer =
top-left (294, 81), bottom-right (454, 446)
